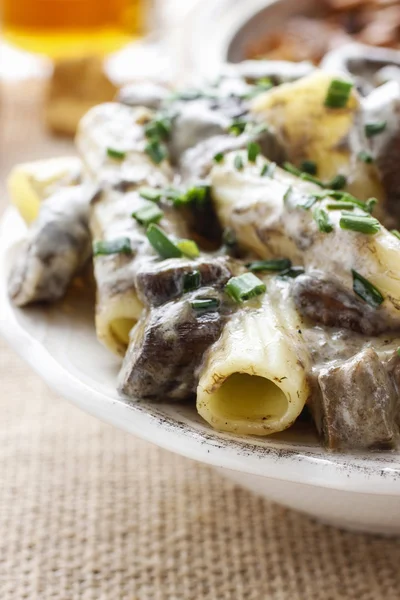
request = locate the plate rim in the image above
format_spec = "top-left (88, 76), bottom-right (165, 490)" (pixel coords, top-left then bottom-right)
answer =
top-left (2, 205), bottom-right (400, 496)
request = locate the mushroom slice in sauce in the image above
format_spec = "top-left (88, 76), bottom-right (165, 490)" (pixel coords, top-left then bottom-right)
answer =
top-left (118, 289), bottom-right (227, 401)
top-left (117, 82), bottom-right (170, 110)
top-left (313, 348), bottom-right (398, 450)
top-left (8, 184), bottom-right (94, 306)
top-left (292, 270), bottom-right (400, 336)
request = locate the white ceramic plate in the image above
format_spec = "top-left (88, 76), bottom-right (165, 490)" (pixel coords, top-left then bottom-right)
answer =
top-left (2, 206), bottom-right (400, 535)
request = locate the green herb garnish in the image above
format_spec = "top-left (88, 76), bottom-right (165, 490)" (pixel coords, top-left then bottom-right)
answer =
top-left (313, 206), bottom-right (333, 233)
top-left (139, 187), bottom-right (163, 202)
top-left (176, 239), bottom-right (200, 259)
top-left (132, 203), bottom-right (163, 226)
top-left (326, 201), bottom-right (355, 210)
top-left (279, 266), bottom-right (305, 279)
top-left (391, 229), bottom-right (400, 240)
top-left (326, 174), bottom-right (347, 190)
top-left (107, 147), bottom-right (126, 160)
top-left (225, 273), bottom-right (266, 303)
top-left (365, 121), bottom-right (386, 138)
top-left (261, 162), bottom-right (276, 178)
top-left (183, 270), bottom-right (201, 293)
top-left (146, 224), bottom-right (182, 259)
top-left (247, 142), bottom-right (261, 162)
top-left (214, 152), bottom-right (224, 163)
top-left (191, 297), bottom-right (220, 311)
top-left (324, 79), bottom-right (353, 108)
top-left (144, 115), bottom-right (172, 141)
top-left (352, 270), bottom-right (384, 308)
top-left (145, 140), bottom-right (167, 164)
top-left (300, 160), bottom-right (317, 175)
top-left (246, 258), bottom-right (292, 272)
top-left (340, 214), bottom-right (380, 234)
top-left (93, 237), bottom-right (131, 256)
top-left (229, 119), bottom-right (248, 136)
top-left (358, 150), bottom-right (374, 164)
top-left (234, 155), bottom-right (244, 170)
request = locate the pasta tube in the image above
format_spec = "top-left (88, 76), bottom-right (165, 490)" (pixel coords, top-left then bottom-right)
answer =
top-left (8, 156), bottom-right (82, 224)
top-left (211, 152), bottom-right (400, 325)
top-left (197, 278), bottom-right (310, 436)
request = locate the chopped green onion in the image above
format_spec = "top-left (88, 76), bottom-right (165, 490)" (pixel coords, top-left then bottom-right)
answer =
top-left (340, 214), bottom-right (380, 234)
top-left (279, 266), bottom-right (305, 278)
top-left (313, 206), bottom-right (333, 233)
top-left (300, 160), bottom-right (317, 175)
top-left (247, 142), bottom-right (261, 162)
top-left (214, 152), bottom-right (224, 163)
top-left (176, 239), bottom-right (200, 259)
top-left (229, 119), bottom-right (247, 136)
top-left (225, 273), bottom-right (266, 303)
top-left (324, 79), bottom-right (353, 109)
top-left (191, 297), bottom-right (220, 311)
top-left (144, 116), bottom-right (172, 141)
top-left (352, 269), bottom-right (384, 308)
top-left (365, 121), bottom-right (386, 138)
top-left (283, 186), bottom-right (293, 206)
top-left (184, 185), bottom-right (209, 206)
top-left (93, 237), bottom-right (132, 256)
top-left (234, 155), bottom-right (244, 170)
top-left (283, 162), bottom-right (302, 177)
top-left (107, 147), bottom-right (126, 160)
top-left (183, 270), bottom-right (201, 293)
top-left (245, 77), bottom-right (274, 99)
top-left (246, 258), bottom-right (292, 272)
top-left (358, 150), bottom-right (374, 164)
top-left (132, 203), bottom-right (163, 226)
top-left (261, 162), bottom-right (276, 178)
top-left (366, 197), bottom-right (378, 214)
top-left (145, 140), bottom-right (167, 164)
top-left (326, 174), bottom-right (347, 190)
top-left (297, 195), bottom-right (318, 210)
top-left (146, 224), bottom-right (182, 259)
top-left (326, 200), bottom-right (355, 210)
top-left (391, 229), bottom-right (400, 240)
top-left (139, 187), bottom-right (163, 202)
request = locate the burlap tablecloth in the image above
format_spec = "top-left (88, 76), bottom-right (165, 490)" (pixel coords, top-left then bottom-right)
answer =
top-left (1, 81), bottom-right (400, 600)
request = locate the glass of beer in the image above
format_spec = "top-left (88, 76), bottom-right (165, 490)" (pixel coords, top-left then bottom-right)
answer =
top-left (1, 0), bottom-right (149, 57)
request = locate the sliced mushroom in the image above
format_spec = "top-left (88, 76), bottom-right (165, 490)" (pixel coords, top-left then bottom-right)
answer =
top-left (117, 82), bottom-right (170, 110)
top-left (313, 347), bottom-right (399, 450)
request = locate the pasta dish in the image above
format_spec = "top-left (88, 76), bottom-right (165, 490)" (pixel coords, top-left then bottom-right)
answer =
top-left (8, 49), bottom-right (400, 451)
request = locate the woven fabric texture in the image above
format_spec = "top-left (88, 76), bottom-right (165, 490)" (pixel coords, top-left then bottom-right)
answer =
top-left (2, 81), bottom-right (400, 600)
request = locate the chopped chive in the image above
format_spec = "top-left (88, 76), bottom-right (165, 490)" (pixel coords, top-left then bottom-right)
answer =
top-left (279, 266), bottom-right (305, 279)
top-left (297, 195), bottom-right (318, 210)
top-left (365, 121), bottom-right (386, 138)
top-left (247, 141), bottom-right (261, 162)
top-left (324, 79), bottom-right (353, 108)
top-left (229, 119), bottom-right (247, 136)
top-left (358, 150), bottom-right (374, 164)
top-left (300, 160), bottom-right (317, 175)
top-left (340, 214), bottom-right (380, 234)
top-left (283, 162), bottom-right (302, 177)
top-left (144, 116), bottom-right (171, 141)
top-left (183, 270), bottom-right (201, 293)
top-left (132, 203), bottom-right (163, 226)
top-left (184, 185), bottom-right (209, 206)
top-left (214, 152), bottom-right (224, 163)
top-left (225, 273), bottom-right (266, 303)
top-left (146, 224), bottom-right (182, 259)
top-left (191, 297), bottom-right (220, 311)
top-left (234, 155), bottom-right (244, 170)
top-left (326, 174), bottom-right (347, 190)
top-left (352, 269), bottom-right (384, 308)
top-left (313, 206), bottom-right (333, 233)
top-left (93, 237), bottom-right (132, 256)
top-left (246, 258), bottom-right (292, 272)
top-left (366, 197), bottom-right (378, 213)
top-left (139, 187), bottom-right (163, 202)
top-left (283, 186), bottom-right (293, 206)
top-left (107, 147), bottom-right (126, 160)
top-left (176, 239), bottom-right (200, 259)
top-left (391, 229), bottom-right (400, 240)
top-left (244, 77), bottom-right (274, 99)
top-left (300, 172), bottom-right (325, 187)
top-left (261, 162), bottom-right (276, 177)
top-left (326, 201), bottom-right (355, 210)
top-left (145, 140), bottom-right (167, 164)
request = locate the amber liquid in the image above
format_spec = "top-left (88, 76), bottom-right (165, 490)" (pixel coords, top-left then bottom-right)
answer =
top-left (1, 0), bottom-right (148, 57)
